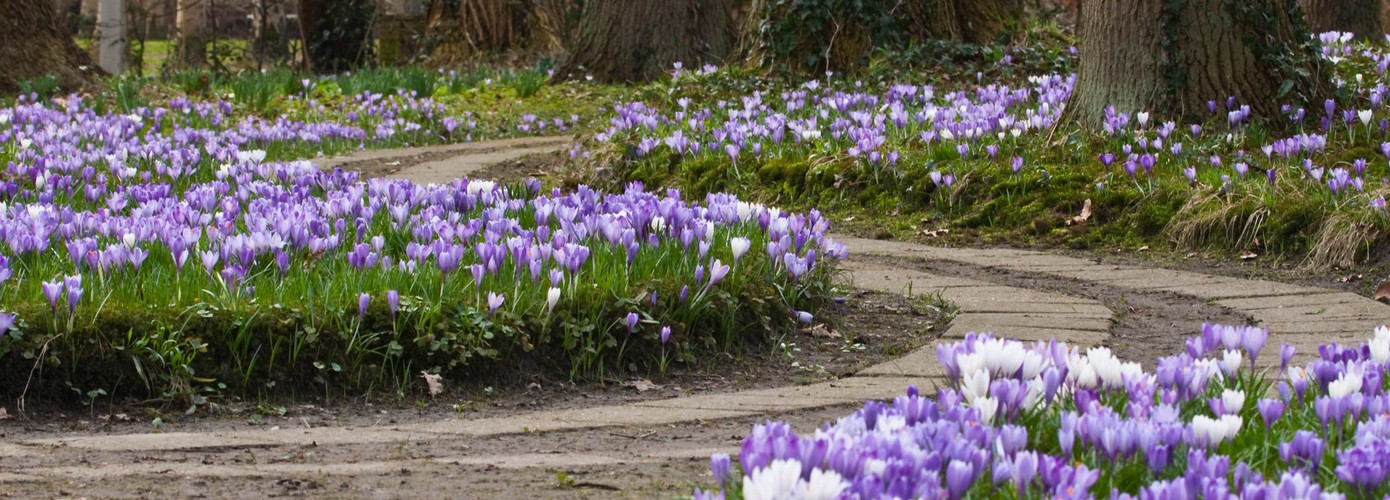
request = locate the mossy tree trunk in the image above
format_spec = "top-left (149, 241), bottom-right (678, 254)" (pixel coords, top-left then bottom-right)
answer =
top-left (1300, 0), bottom-right (1381, 39)
top-left (554, 0), bottom-right (735, 83)
top-left (1, 0), bottom-right (99, 92)
top-left (175, 0), bottom-right (207, 69)
top-left (955, 0), bottom-right (1023, 43)
top-left (298, 0), bottom-right (375, 73)
top-left (1069, 0), bottom-right (1330, 125)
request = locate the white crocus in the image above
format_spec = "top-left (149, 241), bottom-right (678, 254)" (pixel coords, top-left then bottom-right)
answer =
top-left (1087, 347), bottom-right (1123, 389)
top-left (1191, 414), bottom-right (1243, 446)
top-left (801, 469), bottom-right (849, 500)
top-left (546, 287), bottom-right (561, 312)
top-left (1136, 112), bottom-right (1150, 127)
top-left (1022, 376), bottom-right (1046, 410)
top-left (1328, 370), bottom-right (1363, 398)
top-left (1360, 109), bottom-right (1374, 126)
top-left (730, 237), bottom-right (751, 262)
top-left (743, 459), bottom-right (804, 500)
top-left (649, 216), bottom-right (666, 233)
top-left (1221, 349), bottom-right (1243, 376)
top-left (1370, 326), bottom-right (1390, 364)
top-left (1220, 389), bottom-right (1246, 415)
top-left (962, 370), bottom-right (990, 404)
top-left (972, 396), bottom-right (999, 425)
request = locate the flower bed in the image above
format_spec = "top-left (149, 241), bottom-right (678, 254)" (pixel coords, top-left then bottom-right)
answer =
top-left (699, 325), bottom-right (1390, 499)
top-left (0, 94), bottom-right (842, 401)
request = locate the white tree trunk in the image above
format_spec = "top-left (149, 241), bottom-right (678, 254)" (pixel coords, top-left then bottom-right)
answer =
top-left (95, 0), bottom-right (125, 74)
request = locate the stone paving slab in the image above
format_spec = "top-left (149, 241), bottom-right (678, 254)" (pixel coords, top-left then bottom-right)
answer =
top-left (955, 302), bottom-right (1112, 315)
top-left (1215, 293), bottom-right (1374, 311)
top-left (633, 392), bottom-right (854, 412)
top-left (387, 144), bottom-right (567, 185)
top-left (856, 344), bottom-right (951, 379)
top-left (1150, 280), bottom-right (1334, 300)
top-left (951, 312), bottom-right (1110, 332)
top-left (943, 324), bottom-right (1109, 345)
top-left (314, 136), bottom-right (570, 169)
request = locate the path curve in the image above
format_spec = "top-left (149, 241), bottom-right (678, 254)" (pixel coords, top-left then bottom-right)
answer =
top-left (7, 140), bottom-right (1390, 496)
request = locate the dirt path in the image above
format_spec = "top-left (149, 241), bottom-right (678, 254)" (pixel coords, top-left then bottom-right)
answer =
top-left (8, 140), bottom-right (1390, 498)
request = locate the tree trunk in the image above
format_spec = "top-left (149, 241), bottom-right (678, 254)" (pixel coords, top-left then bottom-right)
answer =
top-left (0, 0), bottom-right (98, 92)
top-left (426, 0), bottom-right (519, 65)
top-left (956, 0), bottom-right (1022, 43)
top-left (1300, 0), bottom-right (1381, 39)
top-left (175, 0), bottom-right (207, 69)
top-left (904, 0), bottom-right (964, 41)
top-left (1069, 0), bottom-right (1329, 125)
top-left (299, 0), bottom-right (375, 73)
top-left (554, 0), bottom-right (735, 83)
top-left (527, 0), bottom-right (576, 56)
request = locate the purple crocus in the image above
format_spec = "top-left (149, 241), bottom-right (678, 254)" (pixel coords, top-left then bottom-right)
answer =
top-left (358, 293), bottom-right (371, 319)
top-left (0, 312), bottom-right (13, 338)
top-left (709, 453), bottom-right (732, 486)
top-left (42, 280), bottom-right (63, 312)
top-left (626, 312), bottom-right (639, 333)
top-left (486, 292), bottom-right (505, 315)
top-left (660, 326), bottom-right (671, 345)
top-left (945, 459), bottom-right (976, 500)
top-left (386, 290), bottom-right (400, 317)
top-left (64, 274), bottom-right (83, 313)
top-left (1258, 399), bottom-right (1285, 432)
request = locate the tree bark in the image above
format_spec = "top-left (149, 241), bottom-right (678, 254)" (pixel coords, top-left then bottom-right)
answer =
top-left (426, 0), bottom-right (519, 65)
top-left (175, 0), bottom-right (207, 69)
top-left (1069, 0), bottom-right (1330, 125)
top-left (956, 0), bottom-right (1022, 43)
top-left (1, 0), bottom-right (98, 92)
top-left (1300, 0), bottom-right (1381, 39)
top-left (298, 0), bottom-right (375, 73)
top-left (554, 0), bottom-right (735, 83)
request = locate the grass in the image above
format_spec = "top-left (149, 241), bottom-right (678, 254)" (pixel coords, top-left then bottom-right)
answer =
top-left (573, 34), bottom-right (1390, 269)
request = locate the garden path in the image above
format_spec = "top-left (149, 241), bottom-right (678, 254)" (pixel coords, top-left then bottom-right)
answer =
top-left (6, 140), bottom-right (1390, 496)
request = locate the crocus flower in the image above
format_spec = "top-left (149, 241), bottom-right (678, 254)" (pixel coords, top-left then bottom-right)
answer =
top-left (1258, 399), bottom-right (1285, 432)
top-left (64, 274), bottom-right (83, 313)
top-left (660, 326), bottom-right (671, 345)
top-left (358, 293), bottom-right (370, 319)
top-left (386, 290), bottom-right (400, 317)
top-left (546, 287), bottom-right (561, 312)
top-left (730, 237), bottom-right (751, 263)
top-left (710, 453), bottom-right (732, 486)
top-left (486, 292), bottom-right (504, 315)
top-left (626, 312), bottom-right (639, 332)
top-left (0, 312), bottom-right (13, 338)
top-left (42, 280), bottom-right (63, 312)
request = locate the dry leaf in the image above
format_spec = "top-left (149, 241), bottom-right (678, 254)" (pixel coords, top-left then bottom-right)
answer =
top-left (801, 324), bottom-right (841, 339)
top-left (1240, 252), bottom-right (1259, 260)
top-left (1137, 246), bottom-right (1149, 252)
top-left (1376, 281), bottom-right (1390, 304)
top-left (922, 228), bottom-right (950, 238)
top-left (420, 371), bottom-right (444, 396)
top-left (1184, 252), bottom-right (1198, 259)
top-left (1338, 273), bottom-right (1363, 283)
top-left (842, 216), bottom-right (856, 222)
top-left (622, 379), bottom-right (660, 393)
top-left (1068, 199), bottom-right (1092, 225)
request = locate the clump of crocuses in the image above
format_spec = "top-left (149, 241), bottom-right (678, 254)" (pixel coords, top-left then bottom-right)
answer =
top-left (700, 323), bottom-right (1390, 498)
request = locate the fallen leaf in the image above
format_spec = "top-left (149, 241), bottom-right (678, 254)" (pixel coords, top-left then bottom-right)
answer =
top-left (1240, 252), bottom-right (1258, 260)
top-left (1338, 273), bottom-right (1363, 283)
top-left (801, 324), bottom-right (841, 338)
top-left (622, 379), bottom-right (660, 393)
top-left (922, 228), bottom-right (950, 238)
top-left (842, 216), bottom-right (856, 222)
top-left (527, 382), bottom-right (543, 392)
top-left (420, 371), bottom-right (445, 396)
top-left (1137, 246), bottom-right (1149, 252)
top-left (1068, 199), bottom-right (1092, 225)
top-left (1376, 281), bottom-right (1390, 304)
top-left (0, 407), bottom-right (10, 420)
top-left (1184, 252), bottom-right (1198, 259)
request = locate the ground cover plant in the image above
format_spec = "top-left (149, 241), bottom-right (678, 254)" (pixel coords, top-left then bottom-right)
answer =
top-left (0, 82), bottom-right (844, 405)
top-left (586, 32), bottom-right (1390, 267)
top-left (697, 325), bottom-right (1390, 499)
